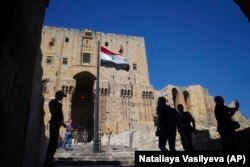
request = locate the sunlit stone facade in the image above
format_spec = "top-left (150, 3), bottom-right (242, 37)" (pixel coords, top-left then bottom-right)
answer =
top-left (41, 26), bottom-right (155, 138)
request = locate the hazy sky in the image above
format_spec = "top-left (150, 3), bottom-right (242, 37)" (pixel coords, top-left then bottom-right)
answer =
top-left (44, 0), bottom-right (250, 118)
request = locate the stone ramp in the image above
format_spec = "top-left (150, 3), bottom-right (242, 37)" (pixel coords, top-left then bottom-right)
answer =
top-left (54, 143), bottom-right (135, 166)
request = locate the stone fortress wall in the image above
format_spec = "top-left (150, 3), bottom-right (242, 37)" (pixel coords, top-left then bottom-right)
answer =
top-left (41, 26), bottom-right (155, 137)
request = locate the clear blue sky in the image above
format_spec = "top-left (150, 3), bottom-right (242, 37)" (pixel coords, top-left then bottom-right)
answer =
top-left (44, 0), bottom-right (250, 118)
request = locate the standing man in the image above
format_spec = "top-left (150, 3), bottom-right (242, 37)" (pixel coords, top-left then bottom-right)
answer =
top-left (98, 129), bottom-right (104, 139)
top-left (214, 96), bottom-right (239, 151)
top-left (44, 90), bottom-right (67, 167)
top-left (63, 119), bottom-right (74, 150)
top-left (177, 104), bottom-right (196, 151)
top-left (156, 97), bottom-right (179, 151)
top-left (83, 128), bottom-right (88, 145)
top-left (105, 128), bottom-right (112, 145)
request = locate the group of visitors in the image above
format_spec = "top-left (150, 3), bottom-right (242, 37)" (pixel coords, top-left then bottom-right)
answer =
top-left (156, 97), bottom-right (196, 151)
top-left (156, 95), bottom-right (240, 151)
top-left (44, 90), bottom-right (240, 166)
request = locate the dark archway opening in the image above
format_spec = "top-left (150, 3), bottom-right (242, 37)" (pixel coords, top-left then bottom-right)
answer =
top-left (183, 90), bottom-right (190, 103)
top-left (71, 71), bottom-right (96, 142)
top-left (183, 90), bottom-right (191, 111)
top-left (172, 88), bottom-right (178, 108)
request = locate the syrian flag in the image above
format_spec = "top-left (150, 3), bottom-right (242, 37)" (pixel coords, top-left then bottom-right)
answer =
top-left (100, 47), bottom-right (130, 71)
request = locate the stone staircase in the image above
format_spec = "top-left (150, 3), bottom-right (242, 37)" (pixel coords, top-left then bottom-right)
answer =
top-left (54, 143), bottom-right (136, 167)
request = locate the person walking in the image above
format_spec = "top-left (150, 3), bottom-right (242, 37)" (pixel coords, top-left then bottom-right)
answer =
top-left (63, 119), bottom-right (74, 150)
top-left (156, 97), bottom-right (179, 151)
top-left (44, 90), bottom-right (67, 167)
top-left (105, 128), bottom-right (112, 145)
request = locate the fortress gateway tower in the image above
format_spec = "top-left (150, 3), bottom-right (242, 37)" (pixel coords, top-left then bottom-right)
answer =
top-left (41, 26), bottom-right (155, 139)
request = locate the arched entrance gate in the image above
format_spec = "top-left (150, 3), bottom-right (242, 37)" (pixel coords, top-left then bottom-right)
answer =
top-left (71, 71), bottom-right (95, 141)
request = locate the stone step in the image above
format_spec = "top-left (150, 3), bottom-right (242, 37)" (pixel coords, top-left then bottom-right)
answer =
top-left (56, 144), bottom-right (137, 153)
top-left (55, 153), bottom-right (135, 158)
top-left (55, 159), bottom-right (135, 166)
top-left (55, 155), bottom-right (134, 161)
top-left (55, 152), bottom-right (135, 162)
top-left (54, 144), bottom-right (135, 166)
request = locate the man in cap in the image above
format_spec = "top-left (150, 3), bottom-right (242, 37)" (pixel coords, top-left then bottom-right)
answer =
top-left (44, 90), bottom-right (67, 167)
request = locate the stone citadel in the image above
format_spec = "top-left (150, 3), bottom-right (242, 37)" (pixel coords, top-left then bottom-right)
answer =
top-left (41, 26), bottom-right (155, 139)
top-left (41, 26), bottom-right (250, 148)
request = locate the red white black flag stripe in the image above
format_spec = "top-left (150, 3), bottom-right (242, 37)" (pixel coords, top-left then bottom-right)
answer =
top-left (100, 47), bottom-right (130, 71)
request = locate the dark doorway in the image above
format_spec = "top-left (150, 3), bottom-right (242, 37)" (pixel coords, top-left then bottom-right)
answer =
top-left (172, 88), bottom-right (178, 108)
top-left (71, 71), bottom-right (96, 141)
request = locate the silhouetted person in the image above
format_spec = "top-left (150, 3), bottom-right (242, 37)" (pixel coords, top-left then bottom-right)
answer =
top-left (214, 96), bottom-right (239, 151)
top-left (44, 90), bottom-right (67, 167)
top-left (177, 104), bottom-right (196, 151)
top-left (156, 97), bottom-right (179, 151)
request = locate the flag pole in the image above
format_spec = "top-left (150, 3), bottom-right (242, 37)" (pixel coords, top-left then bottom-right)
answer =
top-left (93, 40), bottom-right (100, 152)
